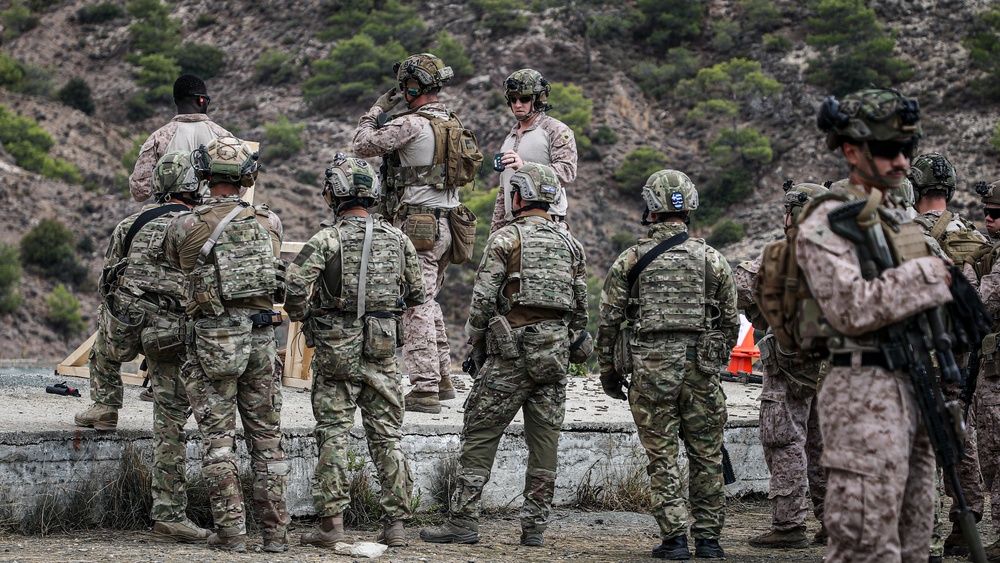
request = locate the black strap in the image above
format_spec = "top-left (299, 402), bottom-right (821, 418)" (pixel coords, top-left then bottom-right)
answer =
top-left (122, 204), bottom-right (188, 256)
top-left (626, 232), bottom-right (689, 292)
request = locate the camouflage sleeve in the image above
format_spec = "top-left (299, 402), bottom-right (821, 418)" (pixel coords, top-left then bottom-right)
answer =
top-left (734, 254), bottom-right (762, 311)
top-left (104, 220), bottom-right (131, 269)
top-left (352, 108), bottom-right (424, 158)
top-left (164, 213), bottom-right (208, 272)
top-left (265, 209), bottom-right (283, 257)
top-left (539, 115), bottom-right (577, 186)
top-left (795, 200), bottom-right (953, 336)
top-left (284, 232), bottom-right (335, 322)
top-left (569, 238), bottom-right (589, 335)
top-left (707, 247), bottom-right (740, 351)
top-left (979, 256), bottom-right (1000, 316)
top-left (128, 124), bottom-right (178, 202)
top-left (490, 188), bottom-right (508, 235)
top-left (401, 235), bottom-right (426, 308)
top-left (464, 227), bottom-right (516, 340)
top-left (597, 249), bottom-right (637, 374)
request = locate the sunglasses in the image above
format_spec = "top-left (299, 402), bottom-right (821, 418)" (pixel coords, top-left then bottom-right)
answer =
top-left (985, 208), bottom-right (1000, 220)
top-left (191, 93), bottom-right (211, 104)
top-left (867, 139), bottom-right (916, 160)
top-left (507, 95), bottom-right (534, 105)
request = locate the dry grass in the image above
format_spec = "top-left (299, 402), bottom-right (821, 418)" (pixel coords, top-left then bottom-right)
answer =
top-left (574, 446), bottom-right (653, 513)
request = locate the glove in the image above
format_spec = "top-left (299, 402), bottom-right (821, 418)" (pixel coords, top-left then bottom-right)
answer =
top-left (600, 371), bottom-right (628, 401)
top-left (463, 338), bottom-right (487, 376)
top-left (374, 87), bottom-right (404, 113)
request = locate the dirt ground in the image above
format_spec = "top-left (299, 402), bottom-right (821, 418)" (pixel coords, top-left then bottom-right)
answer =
top-left (0, 497), bottom-right (986, 562)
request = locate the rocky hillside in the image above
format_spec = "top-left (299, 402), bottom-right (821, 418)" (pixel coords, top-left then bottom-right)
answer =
top-left (2, 0), bottom-right (1000, 361)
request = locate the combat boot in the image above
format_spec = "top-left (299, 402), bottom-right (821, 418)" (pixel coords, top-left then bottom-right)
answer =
top-left (151, 518), bottom-right (210, 543)
top-left (943, 522), bottom-right (969, 556)
top-left (139, 387), bottom-right (154, 402)
top-left (262, 530), bottom-right (289, 553)
top-left (813, 522), bottom-right (828, 545)
top-left (300, 515), bottom-right (345, 548)
top-left (652, 535), bottom-right (690, 559)
top-left (419, 520), bottom-right (480, 544)
top-left (748, 526), bottom-right (810, 549)
top-left (520, 528), bottom-right (544, 547)
top-left (376, 519), bottom-right (406, 547)
top-left (74, 403), bottom-right (118, 431)
top-left (207, 532), bottom-right (247, 553)
top-left (405, 391), bottom-right (441, 414)
top-left (439, 374), bottom-right (456, 400)
top-left (694, 538), bottom-right (725, 558)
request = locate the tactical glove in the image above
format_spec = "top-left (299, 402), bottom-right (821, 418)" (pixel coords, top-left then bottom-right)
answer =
top-left (600, 371), bottom-right (628, 401)
top-left (463, 338), bottom-right (488, 377)
top-left (374, 87), bottom-right (404, 113)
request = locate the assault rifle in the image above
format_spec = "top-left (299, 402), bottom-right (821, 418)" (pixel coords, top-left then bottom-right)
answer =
top-left (827, 197), bottom-right (988, 563)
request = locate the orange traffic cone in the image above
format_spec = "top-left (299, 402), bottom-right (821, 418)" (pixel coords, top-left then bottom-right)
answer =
top-left (727, 325), bottom-right (759, 374)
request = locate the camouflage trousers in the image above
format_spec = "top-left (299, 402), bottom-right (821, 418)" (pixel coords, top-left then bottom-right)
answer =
top-left (310, 353), bottom-right (413, 521)
top-left (453, 347), bottom-right (566, 533)
top-left (973, 374), bottom-right (1000, 532)
top-left (758, 371), bottom-right (825, 531)
top-left (628, 337), bottom-right (727, 540)
top-left (148, 353), bottom-right (194, 523)
top-left (818, 363), bottom-right (934, 563)
top-left (399, 215), bottom-right (452, 393)
top-left (183, 315), bottom-right (288, 541)
top-left (88, 303), bottom-right (124, 408)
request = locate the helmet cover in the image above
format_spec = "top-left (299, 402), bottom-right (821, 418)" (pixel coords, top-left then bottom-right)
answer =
top-left (510, 162), bottom-right (561, 204)
top-left (193, 136), bottom-right (260, 187)
top-left (642, 169), bottom-right (699, 213)
top-left (394, 53), bottom-right (453, 95)
top-left (908, 152), bottom-right (957, 202)
top-left (817, 88), bottom-right (922, 150)
top-left (152, 150), bottom-right (199, 198)
top-left (323, 153), bottom-right (381, 208)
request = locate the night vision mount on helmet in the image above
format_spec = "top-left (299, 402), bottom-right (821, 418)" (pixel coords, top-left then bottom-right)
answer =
top-left (192, 136), bottom-right (260, 188)
top-left (908, 152), bottom-right (957, 202)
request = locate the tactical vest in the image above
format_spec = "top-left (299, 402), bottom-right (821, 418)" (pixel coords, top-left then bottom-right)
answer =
top-left (386, 110), bottom-right (482, 191)
top-left (913, 211), bottom-right (990, 266)
top-left (194, 204), bottom-right (277, 301)
top-left (325, 218), bottom-right (406, 314)
top-left (507, 219), bottom-right (579, 312)
top-left (631, 237), bottom-right (708, 333)
top-left (121, 211), bottom-right (187, 302)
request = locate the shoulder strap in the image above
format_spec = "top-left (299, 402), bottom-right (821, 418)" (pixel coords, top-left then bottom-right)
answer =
top-left (357, 214), bottom-right (374, 319)
top-left (929, 210), bottom-right (953, 241)
top-left (627, 232), bottom-right (689, 293)
top-left (122, 204), bottom-right (187, 256)
top-left (196, 203), bottom-right (249, 266)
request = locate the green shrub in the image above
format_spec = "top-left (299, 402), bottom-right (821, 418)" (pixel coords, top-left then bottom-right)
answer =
top-left (469, 0), bottom-right (529, 36)
top-left (77, 2), bottom-right (124, 24)
top-left (0, 105), bottom-right (81, 183)
top-left (547, 82), bottom-right (593, 150)
top-left (707, 219), bottom-right (745, 246)
top-left (303, 34), bottom-right (407, 114)
top-left (614, 147), bottom-right (669, 194)
top-left (711, 19), bottom-right (740, 53)
top-left (195, 13), bottom-right (216, 28)
top-left (611, 232), bottom-right (637, 253)
top-left (741, 0), bottom-right (781, 34)
top-left (0, 52), bottom-right (26, 90)
top-left (592, 125), bottom-right (618, 145)
top-left (126, 0), bottom-right (180, 58)
top-left (630, 48), bottom-right (699, 100)
top-left (46, 284), bottom-right (87, 337)
top-left (0, 244), bottom-right (22, 314)
top-left (263, 116), bottom-right (306, 160)
top-left (433, 31), bottom-right (473, 79)
top-left (588, 9), bottom-right (645, 44)
top-left (763, 33), bottom-right (792, 52)
top-left (965, 5), bottom-right (1000, 100)
top-left (9, 61), bottom-right (53, 97)
top-left (121, 134), bottom-right (148, 174)
top-left (135, 53), bottom-right (180, 103)
top-left (294, 168), bottom-right (320, 186)
top-left (708, 127), bottom-right (773, 168)
top-left (125, 95), bottom-right (156, 122)
top-left (675, 58), bottom-right (781, 109)
top-left (1, 0), bottom-right (39, 42)
top-left (175, 44), bottom-right (225, 79)
top-left (20, 218), bottom-right (87, 285)
top-left (702, 167), bottom-right (754, 212)
top-left (635, 0), bottom-right (704, 52)
top-left (254, 48), bottom-right (298, 85)
top-left (57, 77), bottom-right (95, 115)
top-left (319, 0), bottom-right (425, 52)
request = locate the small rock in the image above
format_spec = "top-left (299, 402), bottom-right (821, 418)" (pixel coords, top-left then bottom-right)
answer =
top-left (351, 541), bottom-right (388, 558)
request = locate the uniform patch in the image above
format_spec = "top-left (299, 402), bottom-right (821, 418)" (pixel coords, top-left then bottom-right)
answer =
top-left (671, 192), bottom-right (684, 210)
top-left (292, 244), bottom-right (315, 266)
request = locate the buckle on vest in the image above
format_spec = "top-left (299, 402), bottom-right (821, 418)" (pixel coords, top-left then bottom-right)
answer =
top-left (250, 309), bottom-right (284, 328)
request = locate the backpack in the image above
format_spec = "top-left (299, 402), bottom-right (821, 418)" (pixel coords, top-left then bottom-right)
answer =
top-left (915, 211), bottom-right (991, 267)
top-left (388, 110), bottom-right (483, 191)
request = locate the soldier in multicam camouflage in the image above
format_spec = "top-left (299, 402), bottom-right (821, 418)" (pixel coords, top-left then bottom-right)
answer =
top-left (801, 88), bottom-right (953, 563)
top-left (353, 52), bottom-right (471, 414)
top-left (597, 170), bottom-right (739, 560)
top-left (164, 137), bottom-right (289, 554)
top-left (420, 163), bottom-right (588, 548)
top-left (490, 69), bottom-right (577, 233)
top-left (284, 154), bottom-right (426, 549)
top-left (740, 182), bottom-right (828, 551)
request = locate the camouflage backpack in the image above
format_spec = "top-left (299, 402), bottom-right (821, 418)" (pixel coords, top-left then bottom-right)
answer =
top-left (913, 211), bottom-right (991, 268)
top-left (387, 110), bottom-right (483, 191)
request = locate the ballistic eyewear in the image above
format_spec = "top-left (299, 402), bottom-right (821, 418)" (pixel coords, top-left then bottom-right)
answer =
top-left (867, 139), bottom-right (917, 160)
top-left (507, 95), bottom-right (534, 105)
top-left (984, 207), bottom-right (1000, 220)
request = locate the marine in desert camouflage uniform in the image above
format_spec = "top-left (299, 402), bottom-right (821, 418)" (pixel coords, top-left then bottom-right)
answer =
top-left (352, 52), bottom-right (466, 414)
top-left (597, 170), bottom-right (739, 560)
top-left (164, 137), bottom-right (288, 553)
top-left (739, 182), bottom-right (828, 550)
top-left (420, 163), bottom-right (589, 548)
top-left (490, 69), bottom-right (577, 233)
top-left (285, 155), bottom-right (425, 549)
top-left (802, 88), bottom-right (952, 563)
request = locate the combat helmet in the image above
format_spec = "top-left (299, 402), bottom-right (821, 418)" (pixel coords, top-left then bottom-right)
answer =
top-left (908, 152), bottom-right (957, 202)
top-left (323, 153), bottom-right (381, 210)
top-left (976, 180), bottom-right (1000, 206)
top-left (394, 53), bottom-right (453, 97)
top-left (642, 169), bottom-right (699, 225)
top-left (504, 69), bottom-right (552, 118)
top-left (152, 150), bottom-right (199, 202)
top-left (781, 179), bottom-right (828, 226)
top-left (817, 87), bottom-right (922, 151)
top-left (192, 136), bottom-right (259, 187)
top-left (509, 162), bottom-right (561, 205)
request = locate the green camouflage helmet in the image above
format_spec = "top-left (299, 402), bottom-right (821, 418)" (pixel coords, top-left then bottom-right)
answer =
top-left (781, 179), bottom-right (828, 224)
top-left (505, 69), bottom-right (551, 105)
top-left (908, 152), bottom-right (957, 202)
top-left (642, 169), bottom-right (699, 213)
top-left (192, 136), bottom-right (259, 187)
top-left (976, 180), bottom-right (1000, 205)
top-left (510, 162), bottom-right (561, 204)
top-left (152, 150), bottom-right (198, 199)
top-left (323, 153), bottom-right (381, 207)
top-left (394, 53), bottom-right (453, 95)
top-left (818, 88), bottom-right (922, 150)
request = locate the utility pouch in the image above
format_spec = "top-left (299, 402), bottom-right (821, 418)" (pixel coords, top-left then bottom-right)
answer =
top-left (307, 314), bottom-right (361, 380)
top-left (613, 326), bottom-right (634, 377)
top-left (696, 330), bottom-right (730, 376)
top-left (363, 313), bottom-right (398, 360)
top-left (983, 332), bottom-right (999, 360)
top-left (193, 315), bottom-right (253, 379)
top-left (448, 204), bottom-right (477, 264)
top-left (568, 331), bottom-right (594, 365)
top-left (101, 292), bottom-right (146, 363)
top-left (488, 315), bottom-right (519, 359)
top-left (522, 321), bottom-right (570, 385)
top-left (404, 213), bottom-right (438, 251)
top-left (140, 310), bottom-right (185, 363)
top-left (190, 263), bottom-right (225, 317)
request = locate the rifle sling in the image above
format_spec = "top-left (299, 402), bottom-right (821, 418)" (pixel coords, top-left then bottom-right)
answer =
top-left (122, 204), bottom-right (188, 256)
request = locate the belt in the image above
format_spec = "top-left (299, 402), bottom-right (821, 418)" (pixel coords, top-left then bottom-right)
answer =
top-left (830, 351), bottom-right (905, 371)
top-left (400, 204), bottom-right (444, 218)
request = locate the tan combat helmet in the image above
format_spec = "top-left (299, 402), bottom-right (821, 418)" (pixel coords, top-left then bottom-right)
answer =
top-left (394, 53), bottom-right (453, 97)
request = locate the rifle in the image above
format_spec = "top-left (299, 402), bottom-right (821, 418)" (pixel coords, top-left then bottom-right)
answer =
top-left (827, 197), bottom-right (987, 563)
